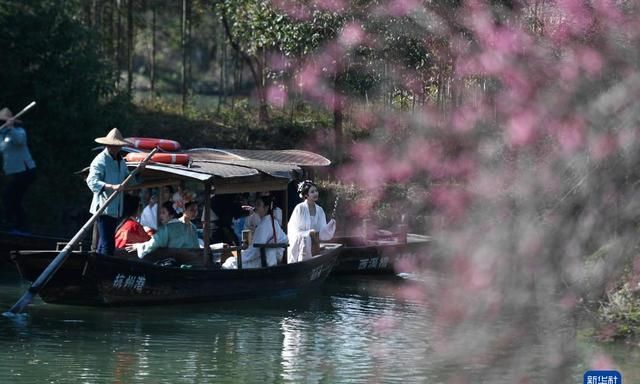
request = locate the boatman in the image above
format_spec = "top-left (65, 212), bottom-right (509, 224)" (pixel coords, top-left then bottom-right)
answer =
top-left (86, 128), bottom-right (133, 256)
top-left (0, 107), bottom-right (37, 233)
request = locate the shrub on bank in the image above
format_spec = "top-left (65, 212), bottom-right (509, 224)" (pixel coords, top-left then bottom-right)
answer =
top-left (598, 283), bottom-right (640, 340)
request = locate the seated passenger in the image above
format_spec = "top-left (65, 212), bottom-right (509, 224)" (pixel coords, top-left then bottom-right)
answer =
top-left (139, 192), bottom-right (158, 234)
top-left (244, 192), bottom-right (282, 233)
top-left (223, 195), bottom-right (287, 269)
top-left (207, 193), bottom-right (244, 245)
top-left (127, 201), bottom-right (200, 259)
top-left (287, 180), bottom-right (336, 263)
top-left (158, 200), bottom-right (178, 224)
top-left (115, 195), bottom-right (150, 248)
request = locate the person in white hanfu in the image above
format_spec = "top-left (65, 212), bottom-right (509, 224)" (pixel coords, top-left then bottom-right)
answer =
top-left (223, 195), bottom-right (287, 269)
top-left (287, 180), bottom-right (335, 263)
top-left (244, 192), bottom-right (283, 233)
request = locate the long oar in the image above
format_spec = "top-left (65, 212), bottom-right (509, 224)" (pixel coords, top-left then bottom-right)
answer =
top-left (0, 101), bottom-right (36, 130)
top-left (6, 147), bottom-right (158, 315)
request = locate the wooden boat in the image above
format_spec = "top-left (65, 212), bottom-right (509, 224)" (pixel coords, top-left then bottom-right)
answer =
top-left (12, 245), bottom-right (340, 306)
top-left (331, 233), bottom-right (431, 275)
top-left (12, 146), bottom-right (340, 306)
top-left (0, 230), bottom-right (68, 266)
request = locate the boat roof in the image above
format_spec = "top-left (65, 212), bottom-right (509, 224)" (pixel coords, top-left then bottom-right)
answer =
top-left (186, 148), bottom-right (331, 166)
top-left (122, 147), bottom-right (331, 194)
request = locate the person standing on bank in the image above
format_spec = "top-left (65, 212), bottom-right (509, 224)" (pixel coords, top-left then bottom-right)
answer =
top-left (0, 107), bottom-right (36, 232)
top-left (86, 128), bottom-right (133, 256)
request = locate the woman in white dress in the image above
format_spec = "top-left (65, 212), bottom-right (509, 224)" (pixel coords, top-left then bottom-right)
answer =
top-left (222, 195), bottom-right (288, 269)
top-left (287, 180), bottom-right (336, 263)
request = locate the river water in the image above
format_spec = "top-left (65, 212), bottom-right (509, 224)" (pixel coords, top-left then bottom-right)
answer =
top-left (0, 267), bottom-right (637, 384)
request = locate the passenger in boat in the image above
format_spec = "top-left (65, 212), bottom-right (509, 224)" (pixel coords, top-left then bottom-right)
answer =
top-left (140, 185), bottom-right (175, 233)
top-left (0, 108), bottom-right (37, 233)
top-left (159, 200), bottom-right (179, 224)
top-left (172, 188), bottom-right (196, 216)
top-left (244, 192), bottom-right (283, 233)
top-left (86, 128), bottom-right (136, 256)
top-left (209, 193), bottom-right (248, 245)
top-left (232, 193), bottom-right (251, 240)
top-left (287, 180), bottom-right (336, 263)
top-left (127, 201), bottom-right (199, 259)
top-left (139, 191), bottom-right (158, 234)
top-left (222, 195), bottom-right (288, 269)
top-left (115, 195), bottom-right (150, 248)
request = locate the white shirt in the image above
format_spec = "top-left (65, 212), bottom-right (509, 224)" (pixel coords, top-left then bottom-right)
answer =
top-left (140, 203), bottom-right (158, 231)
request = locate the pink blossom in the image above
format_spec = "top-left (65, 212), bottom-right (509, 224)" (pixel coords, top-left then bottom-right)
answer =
top-left (594, 0), bottom-right (625, 25)
top-left (452, 104), bottom-right (483, 133)
top-left (589, 133), bottom-right (618, 160)
top-left (555, 117), bottom-right (585, 153)
top-left (429, 186), bottom-right (469, 220)
top-left (506, 109), bottom-right (539, 147)
top-left (266, 85), bottom-right (287, 108)
top-left (339, 22), bottom-right (365, 48)
top-left (395, 284), bottom-right (426, 302)
top-left (373, 316), bottom-right (397, 333)
top-left (387, 0), bottom-right (420, 17)
top-left (589, 353), bottom-right (617, 370)
top-left (312, 0), bottom-right (344, 12)
top-left (352, 108), bottom-right (378, 130)
top-left (557, 0), bottom-right (594, 35)
top-left (577, 47), bottom-right (603, 77)
top-left (296, 63), bottom-right (320, 91)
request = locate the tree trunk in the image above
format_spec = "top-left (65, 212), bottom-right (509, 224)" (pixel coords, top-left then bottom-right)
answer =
top-left (126, 0), bottom-right (134, 97)
top-left (115, 0), bottom-right (122, 87)
top-left (105, 0), bottom-right (114, 62)
top-left (83, 1), bottom-right (93, 27)
top-left (181, 0), bottom-right (191, 113)
top-left (256, 48), bottom-right (269, 124)
top-left (219, 11), bottom-right (269, 124)
top-left (150, 3), bottom-right (156, 94)
top-left (221, 31), bottom-right (227, 108)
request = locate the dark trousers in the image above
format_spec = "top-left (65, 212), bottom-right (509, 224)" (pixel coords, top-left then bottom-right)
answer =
top-left (3, 168), bottom-right (36, 231)
top-left (96, 215), bottom-right (118, 256)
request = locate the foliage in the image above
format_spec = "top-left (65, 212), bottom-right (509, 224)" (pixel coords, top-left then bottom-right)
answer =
top-left (599, 283), bottom-right (640, 340)
top-left (0, 0), bottom-right (122, 233)
top-left (215, 0), bottom-right (341, 57)
top-left (132, 95), bottom-right (330, 149)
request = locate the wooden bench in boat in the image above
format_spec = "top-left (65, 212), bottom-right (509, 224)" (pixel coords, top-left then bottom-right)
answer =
top-left (252, 242), bottom-right (288, 268)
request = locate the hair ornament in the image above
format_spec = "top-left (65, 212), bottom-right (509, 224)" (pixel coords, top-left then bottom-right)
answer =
top-left (297, 179), bottom-right (314, 198)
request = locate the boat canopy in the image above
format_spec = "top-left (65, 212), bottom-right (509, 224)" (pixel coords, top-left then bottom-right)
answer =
top-left (186, 148), bottom-right (332, 166)
top-left (124, 147), bottom-right (331, 194)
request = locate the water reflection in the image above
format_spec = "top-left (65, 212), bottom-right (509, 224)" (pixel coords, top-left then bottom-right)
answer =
top-left (0, 268), bottom-right (434, 384)
top-left (1, 268), bottom-right (638, 383)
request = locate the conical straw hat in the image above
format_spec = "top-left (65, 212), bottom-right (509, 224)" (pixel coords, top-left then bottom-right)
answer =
top-left (94, 128), bottom-right (131, 146)
top-left (0, 107), bottom-right (21, 123)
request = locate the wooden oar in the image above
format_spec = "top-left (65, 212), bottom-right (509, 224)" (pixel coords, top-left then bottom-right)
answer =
top-left (0, 101), bottom-right (36, 130)
top-left (6, 147), bottom-right (158, 315)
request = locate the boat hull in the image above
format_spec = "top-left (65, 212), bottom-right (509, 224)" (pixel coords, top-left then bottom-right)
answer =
top-left (12, 245), bottom-right (340, 306)
top-left (331, 234), bottom-right (430, 275)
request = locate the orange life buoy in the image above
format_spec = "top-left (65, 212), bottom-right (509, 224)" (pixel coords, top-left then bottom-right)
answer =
top-left (125, 152), bottom-right (190, 165)
top-left (126, 137), bottom-right (182, 151)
